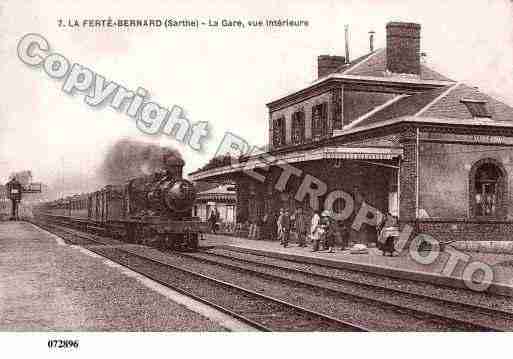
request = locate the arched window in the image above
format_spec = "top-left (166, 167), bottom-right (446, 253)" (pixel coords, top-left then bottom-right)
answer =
top-left (469, 159), bottom-right (507, 219)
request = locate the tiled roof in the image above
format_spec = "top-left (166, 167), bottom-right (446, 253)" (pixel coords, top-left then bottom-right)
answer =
top-left (198, 184), bottom-right (235, 195)
top-left (355, 86), bottom-right (451, 128)
top-left (333, 48), bottom-right (454, 82)
top-left (420, 83), bottom-right (513, 122)
top-left (350, 83), bottom-right (513, 130)
top-left (333, 51), bottom-right (378, 75)
top-left (196, 184), bottom-right (236, 202)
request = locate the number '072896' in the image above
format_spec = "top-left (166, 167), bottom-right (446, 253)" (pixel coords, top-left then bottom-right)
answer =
top-left (47, 339), bottom-right (79, 349)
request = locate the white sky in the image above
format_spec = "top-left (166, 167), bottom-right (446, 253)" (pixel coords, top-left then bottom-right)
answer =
top-left (1, 0), bottom-right (513, 185)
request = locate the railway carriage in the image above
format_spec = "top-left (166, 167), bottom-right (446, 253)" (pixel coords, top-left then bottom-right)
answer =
top-left (34, 156), bottom-right (207, 250)
top-left (0, 199), bottom-right (10, 220)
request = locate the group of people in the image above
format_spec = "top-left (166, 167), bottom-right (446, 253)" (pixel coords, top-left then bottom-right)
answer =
top-left (274, 207), bottom-right (347, 253)
top-left (208, 203), bottom-right (400, 256)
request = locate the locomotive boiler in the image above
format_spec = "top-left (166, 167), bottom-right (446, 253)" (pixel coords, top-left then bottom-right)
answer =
top-left (34, 154), bottom-right (207, 250)
top-left (127, 158), bottom-right (196, 218)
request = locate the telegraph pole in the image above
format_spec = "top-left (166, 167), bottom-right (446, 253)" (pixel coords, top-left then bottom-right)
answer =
top-left (61, 156), bottom-right (65, 198)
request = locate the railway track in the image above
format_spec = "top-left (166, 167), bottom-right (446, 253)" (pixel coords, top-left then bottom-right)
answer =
top-left (31, 219), bottom-right (511, 331)
top-left (177, 250), bottom-right (513, 331)
top-left (32, 220), bottom-right (366, 332)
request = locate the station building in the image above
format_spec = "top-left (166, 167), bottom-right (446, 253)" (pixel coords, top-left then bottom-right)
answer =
top-left (190, 22), bottom-right (513, 244)
top-left (193, 184), bottom-right (237, 223)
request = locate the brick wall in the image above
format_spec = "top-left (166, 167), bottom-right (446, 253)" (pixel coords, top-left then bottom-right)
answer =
top-left (235, 180), bottom-right (249, 222)
top-left (416, 220), bottom-right (513, 242)
top-left (419, 141), bottom-right (513, 219)
top-left (318, 55), bottom-right (345, 78)
top-left (386, 22), bottom-right (421, 75)
top-left (269, 91), bottom-right (332, 149)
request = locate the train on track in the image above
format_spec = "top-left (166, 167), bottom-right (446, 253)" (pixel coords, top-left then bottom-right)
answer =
top-left (0, 199), bottom-right (10, 220)
top-left (34, 154), bottom-right (208, 250)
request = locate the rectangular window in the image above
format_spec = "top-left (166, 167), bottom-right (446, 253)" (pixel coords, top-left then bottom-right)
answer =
top-left (461, 99), bottom-right (491, 118)
top-left (291, 110), bottom-right (305, 144)
top-left (273, 117), bottom-right (286, 147)
top-left (312, 103), bottom-right (328, 139)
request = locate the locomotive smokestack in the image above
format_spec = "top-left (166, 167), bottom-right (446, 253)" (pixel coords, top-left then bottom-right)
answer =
top-left (163, 153), bottom-right (185, 179)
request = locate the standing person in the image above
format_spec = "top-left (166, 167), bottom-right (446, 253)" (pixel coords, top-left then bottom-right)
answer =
top-left (208, 207), bottom-right (217, 234)
top-left (338, 220), bottom-right (349, 250)
top-left (260, 213), bottom-right (268, 240)
top-left (310, 210), bottom-right (321, 252)
top-left (290, 208), bottom-right (297, 244)
top-left (378, 213), bottom-right (400, 256)
top-left (294, 207), bottom-right (308, 247)
top-left (277, 208), bottom-right (284, 243)
top-left (320, 210), bottom-right (336, 253)
top-left (280, 208), bottom-right (291, 247)
top-left (214, 207), bottom-right (220, 233)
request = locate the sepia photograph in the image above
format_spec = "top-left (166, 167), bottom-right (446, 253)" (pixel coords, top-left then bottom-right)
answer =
top-left (1, 0), bottom-right (512, 357)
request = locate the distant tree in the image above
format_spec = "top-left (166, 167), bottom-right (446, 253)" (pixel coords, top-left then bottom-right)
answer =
top-left (9, 170), bottom-right (33, 187)
top-left (198, 155), bottom-right (239, 172)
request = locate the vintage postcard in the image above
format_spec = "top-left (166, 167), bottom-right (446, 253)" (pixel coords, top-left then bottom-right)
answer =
top-left (0, 0), bottom-right (512, 357)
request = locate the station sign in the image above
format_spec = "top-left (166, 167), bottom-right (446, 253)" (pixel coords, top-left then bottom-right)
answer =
top-left (421, 132), bottom-right (513, 145)
top-left (23, 182), bottom-right (42, 193)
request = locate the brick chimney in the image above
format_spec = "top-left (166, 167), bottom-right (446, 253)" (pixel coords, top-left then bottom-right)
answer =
top-left (318, 55), bottom-right (346, 78)
top-left (386, 22), bottom-right (421, 75)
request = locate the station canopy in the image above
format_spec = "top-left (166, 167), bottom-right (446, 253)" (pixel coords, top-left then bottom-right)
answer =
top-left (190, 145), bottom-right (403, 181)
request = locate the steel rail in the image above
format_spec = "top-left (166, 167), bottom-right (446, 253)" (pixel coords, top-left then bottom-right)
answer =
top-left (190, 249), bottom-right (513, 327)
top-left (176, 251), bottom-right (503, 331)
top-left (32, 221), bottom-right (367, 332)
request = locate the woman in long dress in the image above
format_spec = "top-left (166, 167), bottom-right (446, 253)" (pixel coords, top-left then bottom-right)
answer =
top-left (310, 210), bottom-right (322, 252)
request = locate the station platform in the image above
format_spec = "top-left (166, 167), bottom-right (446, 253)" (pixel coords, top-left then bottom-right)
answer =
top-left (0, 221), bottom-right (241, 331)
top-left (201, 234), bottom-right (513, 297)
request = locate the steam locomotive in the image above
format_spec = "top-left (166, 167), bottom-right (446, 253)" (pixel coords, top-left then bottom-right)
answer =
top-left (34, 155), bottom-right (208, 250)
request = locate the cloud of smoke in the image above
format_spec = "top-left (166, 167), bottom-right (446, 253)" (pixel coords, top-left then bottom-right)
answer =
top-left (98, 138), bottom-right (183, 184)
